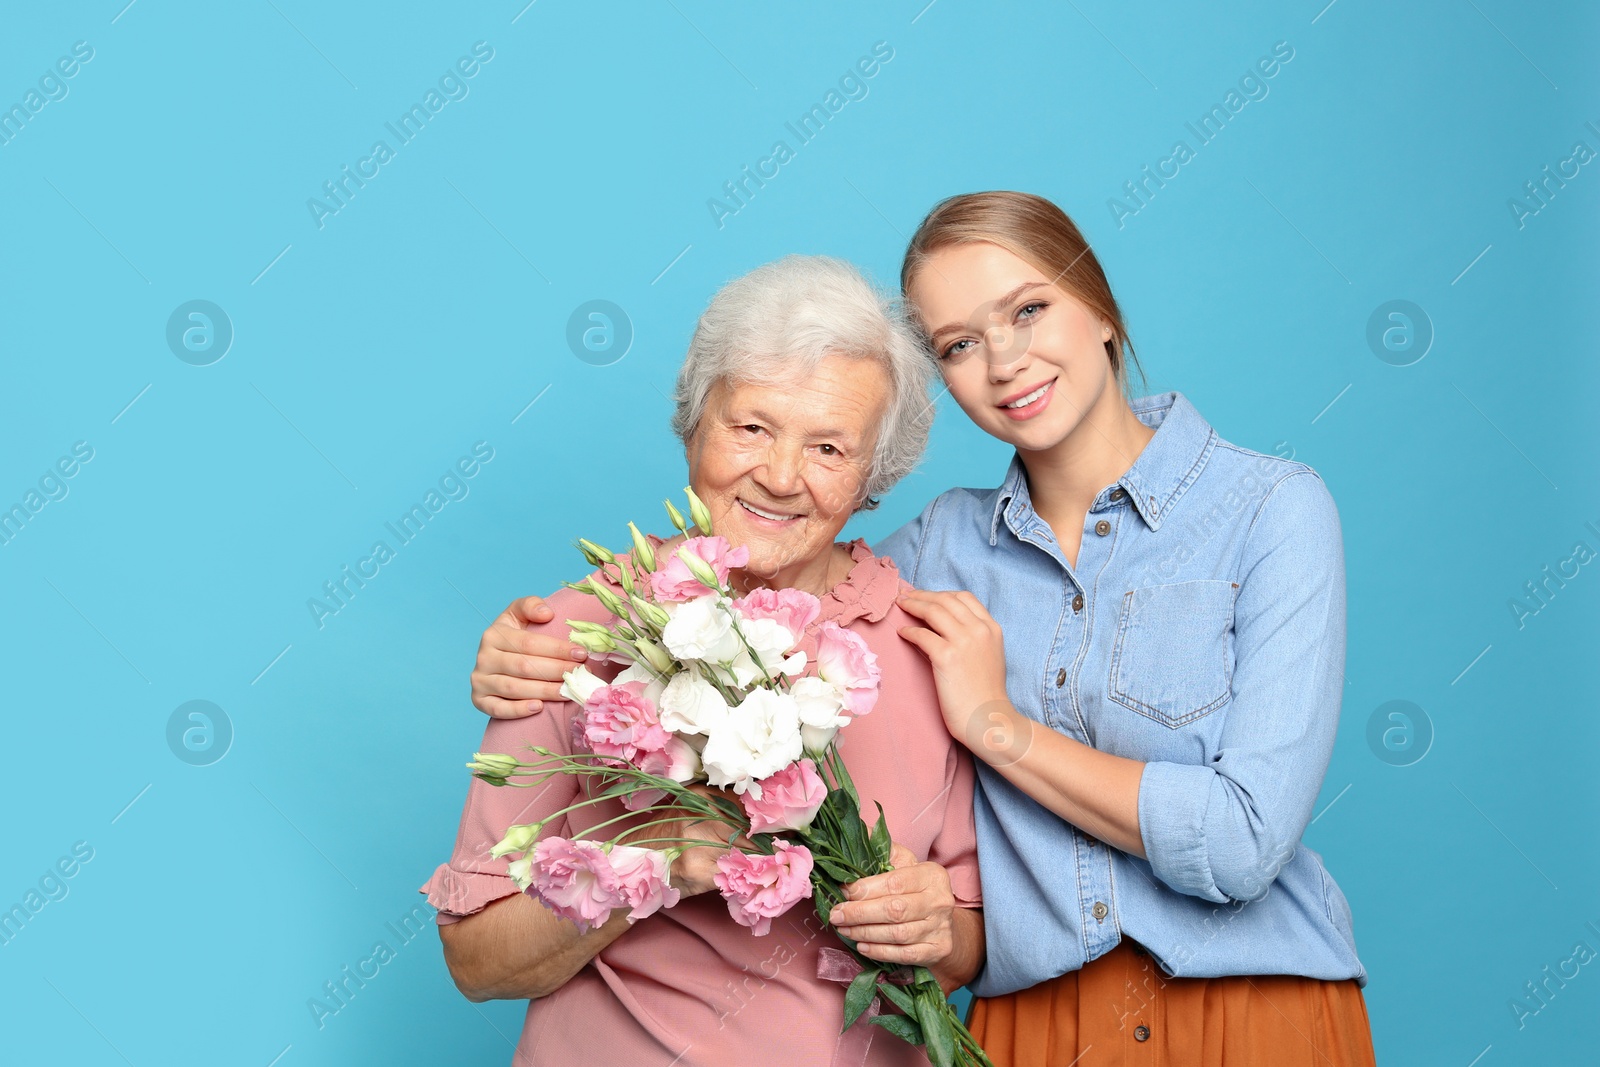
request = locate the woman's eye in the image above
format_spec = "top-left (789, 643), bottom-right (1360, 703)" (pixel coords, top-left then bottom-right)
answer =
top-left (941, 338), bottom-right (974, 360)
top-left (741, 424), bottom-right (764, 435)
top-left (818, 443), bottom-right (839, 456)
top-left (1017, 301), bottom-right (1046, 321)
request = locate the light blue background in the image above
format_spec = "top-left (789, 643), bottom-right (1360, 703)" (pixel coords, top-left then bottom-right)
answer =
top-left (1, 2), bottom-right (1595, 1064)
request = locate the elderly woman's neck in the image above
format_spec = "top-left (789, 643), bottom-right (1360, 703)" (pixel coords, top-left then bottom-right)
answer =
top-left (729, 542), bottom-right (852, 600)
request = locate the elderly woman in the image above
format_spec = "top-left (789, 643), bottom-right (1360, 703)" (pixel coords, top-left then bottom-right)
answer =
top-left (423, 256), bottom-right (984, 1065)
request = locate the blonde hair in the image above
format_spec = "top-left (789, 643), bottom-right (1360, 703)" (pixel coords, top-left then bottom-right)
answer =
top-left (901, 191), bottom-right (1146, 395)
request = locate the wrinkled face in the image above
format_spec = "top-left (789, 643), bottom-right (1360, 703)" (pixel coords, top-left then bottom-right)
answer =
top-left (909, 241), bottom-right (1116, 453)
top-left (685, 353), bottom-right (889, 585)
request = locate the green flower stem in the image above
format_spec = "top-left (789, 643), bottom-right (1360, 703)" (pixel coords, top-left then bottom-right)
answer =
top-left (564, 809), bottom-right (692, 845)
top-left (610, 812), bottom-right (744, 847)
top-left (622, 837), bottom-right (740, 850)
top-left (507, 790), bottom-right (639, 833)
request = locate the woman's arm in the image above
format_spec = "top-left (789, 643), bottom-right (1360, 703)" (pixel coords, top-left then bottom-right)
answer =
top-left (440, 893), bottom-right (632, 1001)
top-left (896, 589), bottom-right (1149, 859)
top-left (438, 790), bottom-right (735, 1001)
top-left (897, 471), bottom-right (1347, 905)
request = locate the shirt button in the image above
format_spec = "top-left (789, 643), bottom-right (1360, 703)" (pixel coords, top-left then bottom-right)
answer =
top-left (1072, 593), bottom-right (1084, 613)
top-left (1111, 488), bottom-right (1125, 501)
top-left (1055, 667), bottom-right (1067, 687)
top-left (1135, 1024), bottom-right (1151, 1042)
top-left (1091, 901), bottom-right (1108, 921)
top-left (1095, 520), bottom-right (1110, 536)
top-left (1082, 833), bottom-right (1098, 847)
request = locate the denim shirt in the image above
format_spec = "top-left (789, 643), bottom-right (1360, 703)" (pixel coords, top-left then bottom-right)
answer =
top-left (873, 391), bottom-right (1366, 997)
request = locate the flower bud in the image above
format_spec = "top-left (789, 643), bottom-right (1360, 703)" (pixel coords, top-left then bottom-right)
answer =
top-left (616, 565), bottom-right (636, 595)
top-left (576, 538), bottom-right (615, 566)
top-left (635, 639), bottom-right (675, 674)
top-left (676, 546), bottom-right (722, 591)
top-left (570, 629), bottom-right (618, 654)
top-left (630, 594), bottom-right (672, 631)
top-left (800, 724), bottom-right (840, 755)
top-left (587, 576), bottom-right (628, 619)
top-left (628, 522), bottom-right (656, 571)
top-left (469, 752), bottom-right (521, 779)
top-left (663, 498), bottom-right (688, 533)
top-left (506, 854), bottom-right (534, 892)
top-left (490, 823), bottom-right (540, 858)
top-left (684, 486), bottom-right (714, 535)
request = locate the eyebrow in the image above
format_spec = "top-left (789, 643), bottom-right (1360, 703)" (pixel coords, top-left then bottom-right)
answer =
top-left (734, 407), bottom-right (861, 445)
top-left (926, 281), bottom-right (1049, 343)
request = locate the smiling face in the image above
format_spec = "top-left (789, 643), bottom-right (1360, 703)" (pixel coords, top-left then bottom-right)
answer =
top-left (684, 352), bottom-right (889, 593)
top-left (908, 241), bottom-right (1121, 455)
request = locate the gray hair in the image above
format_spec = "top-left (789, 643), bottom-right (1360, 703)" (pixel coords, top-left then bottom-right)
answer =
top-left (670, 255), bottom-right (934, 511)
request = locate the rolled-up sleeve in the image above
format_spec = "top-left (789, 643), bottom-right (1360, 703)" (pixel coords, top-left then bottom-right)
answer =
top-left (1137, 470), bottom-right (1346, 904)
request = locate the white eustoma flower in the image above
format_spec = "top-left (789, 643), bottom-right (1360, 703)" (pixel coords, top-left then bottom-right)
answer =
top-left (661, 594), bottom-right (742, 663)
top-left (659, 670), bottom-right (731, 736)
top-left (790, 675), bottom-right (850, 752)
top-left (699, 688), bottom-right (803, 797)
top-left (559, 664), bottom-right (607, 704)
top-left (726, 617), bottom-right (804, 687)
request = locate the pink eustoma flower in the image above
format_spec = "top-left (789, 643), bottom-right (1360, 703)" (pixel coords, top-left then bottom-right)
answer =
top-left (815, 622), bottom-right (882, 716)
top-left (731, 586), bottom-right (821, 641)
top-left (742, 760), bottom-right (827, 834)
top-left (606, 845), bottom-right (681, 921)
top-left (648, 536), bottom-right (750, 601)
top-left (713, 840), bottom-right (815, 936)
top-left (526, 837), bottom-right (626, 932)
top-left (582, 681), bottom-right (672, 763)
top-left (622, 736), bottom-right (702, 811)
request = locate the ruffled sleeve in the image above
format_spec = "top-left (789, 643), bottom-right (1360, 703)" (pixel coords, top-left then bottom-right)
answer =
top-left (419, 584), bottom-right (620, 924)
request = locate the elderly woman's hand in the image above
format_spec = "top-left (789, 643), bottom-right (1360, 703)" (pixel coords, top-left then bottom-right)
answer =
top-left (650, 784), bottom-right (745, 897)
top-left (831, 843), bottom-right (959, 967)
top-left (470, 596), bottom-right (591, 718)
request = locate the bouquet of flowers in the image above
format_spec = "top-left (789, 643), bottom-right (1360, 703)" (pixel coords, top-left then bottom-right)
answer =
top-left (468, 488), bottom-right (990, 1067)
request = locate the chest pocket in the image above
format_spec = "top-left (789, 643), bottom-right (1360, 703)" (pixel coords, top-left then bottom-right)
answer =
top-left (1108, 579), bottom-right (1237, 728)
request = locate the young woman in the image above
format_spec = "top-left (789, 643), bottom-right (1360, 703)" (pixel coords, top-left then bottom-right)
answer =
top-left (467, 192), bottom-right (1376, 1065)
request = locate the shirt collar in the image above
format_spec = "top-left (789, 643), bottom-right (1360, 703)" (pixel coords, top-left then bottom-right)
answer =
top-left (987, 391), bottom-right (1216, 545)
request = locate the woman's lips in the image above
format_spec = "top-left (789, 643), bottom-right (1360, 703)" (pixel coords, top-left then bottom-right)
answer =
top-left (997, 379), bottom-right (1055, 421)
top-left (737, 498), bottom-right (801, 527)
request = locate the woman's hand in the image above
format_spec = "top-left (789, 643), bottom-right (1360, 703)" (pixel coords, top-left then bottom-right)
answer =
top-left (831, 844), bottom-right (983, 992)
top-left (650, 784), bottom-right (744, 897)
top-left (470, 596), bottom-right (591, 718)
top-left (895, 589), bottom-right (1011, 741)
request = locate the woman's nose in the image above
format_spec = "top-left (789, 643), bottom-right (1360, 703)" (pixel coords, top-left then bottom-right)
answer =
top-left (984, 325), bottom-right (1030, 380)
top-left (756, 442), bottom-right (804, 495)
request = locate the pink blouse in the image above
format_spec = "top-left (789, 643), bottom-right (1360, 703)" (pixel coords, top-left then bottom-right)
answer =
top-left (421, 539), bottom-right (981, 1066)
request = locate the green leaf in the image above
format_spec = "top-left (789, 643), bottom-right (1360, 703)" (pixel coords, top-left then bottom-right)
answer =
top-left (869, 802), bottom-right (891, 866)
top-left (869, 1013), bottom-right (923, 1044)
top-left (916, 992), bottom-right (957, 1067)
top-left (812, 855), bottom-right (862, 884)
top-left (874, 980), bottom-right (915, 1013)
top-left (841, 969), bottom-right (880, 1031)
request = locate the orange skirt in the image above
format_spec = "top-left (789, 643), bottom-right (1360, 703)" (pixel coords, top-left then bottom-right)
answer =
top-left (967, 939), bottom-right (1375, 1067)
